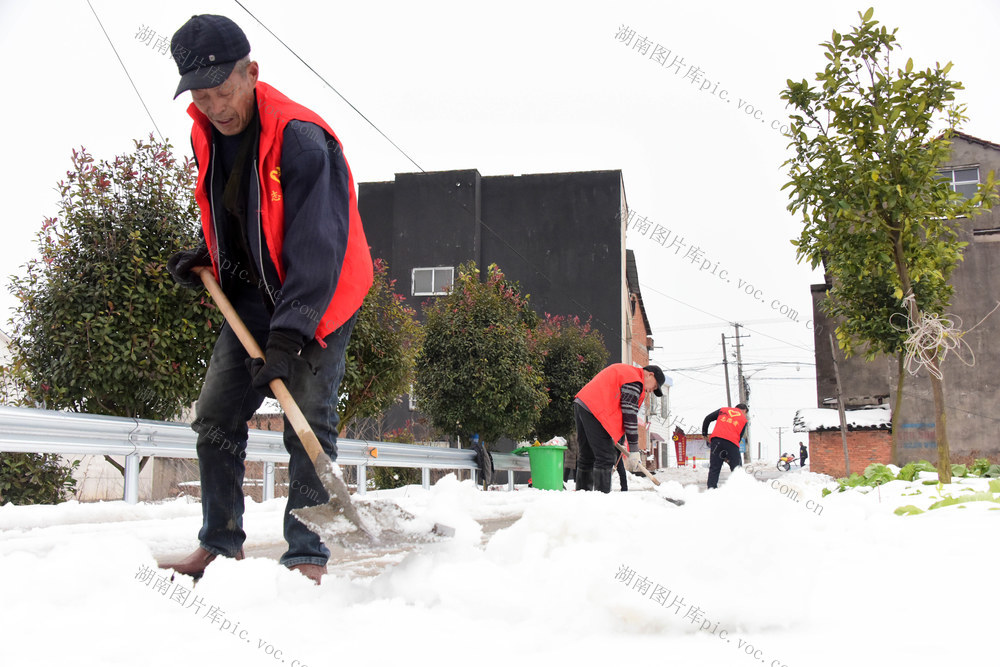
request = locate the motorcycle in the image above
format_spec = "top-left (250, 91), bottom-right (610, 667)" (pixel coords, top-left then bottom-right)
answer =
top-left (777, 453), bottom-right (798, 472)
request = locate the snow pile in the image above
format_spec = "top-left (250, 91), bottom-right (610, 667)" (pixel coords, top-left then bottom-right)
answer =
top-left (793, 405), bottom-right (892, 432)
top-left (1, 469), bottom-right (998, 666)
top-left (514, 436), bottom-right (568, 448)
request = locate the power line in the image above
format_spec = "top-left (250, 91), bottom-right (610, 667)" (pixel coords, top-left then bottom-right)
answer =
top-left (234, 0), bottom-right (423, 173)
top-left (86, 0), bottom-right (164, 142)
top-left (640, 280), bottom-right (814, 354)
top-left (232, 2), bottom-right (639, 356)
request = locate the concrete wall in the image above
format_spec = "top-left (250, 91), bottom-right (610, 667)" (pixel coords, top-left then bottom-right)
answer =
top-left (889, 135), bottom-right (1000, 464)
top-left (809, 133), bottom-right (1000, 465)
top-left (359, 169), bottom-right (628, 364)
top-left (809, 284), bottom-right (892, 409)
top-left (480, 170), bottom-right (626, 362)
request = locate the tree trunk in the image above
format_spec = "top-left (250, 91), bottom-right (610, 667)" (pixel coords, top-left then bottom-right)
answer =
top-left (929, 364), bottom-right (951, 483)
top-left (891, 233), bottom-right (951, 483)
top-left (890, 353), bottom-right (904, 465)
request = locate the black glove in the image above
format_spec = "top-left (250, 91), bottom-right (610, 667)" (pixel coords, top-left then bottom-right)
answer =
top-left (246, 329), bottom-right (309, 398)
top-left (167, 244), bottom-right (212, 289)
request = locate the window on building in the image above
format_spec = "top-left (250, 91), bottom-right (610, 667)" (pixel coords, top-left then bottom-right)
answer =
top-left (412, 267), bottom-right (454, 296)
top-left (939, 166), bottom-right (980, 200)
top-left (973, 227), bottom-right (1000, 243)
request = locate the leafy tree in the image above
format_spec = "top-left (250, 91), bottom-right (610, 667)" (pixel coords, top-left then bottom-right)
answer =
top-left (6, 137), bottom-right (220, 420)
top-left (782, 8), bottom-right (999, 481)
top-left (530, 313), bottom-right (608, 440)
top-left (414, 262), bottom-right (547, 447)
top-left (0, 453), bottom-right (78, 505)
top-left (339, 257), bottom-right (422, 428)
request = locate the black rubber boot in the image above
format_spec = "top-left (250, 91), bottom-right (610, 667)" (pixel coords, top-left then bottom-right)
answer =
top-left (575, 467), bottom-right (594, 491)
top-left (594, 467), bottom-right (613, 494)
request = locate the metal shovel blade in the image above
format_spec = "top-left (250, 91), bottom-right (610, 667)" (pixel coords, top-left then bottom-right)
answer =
top-left (299, 452), bottom-right (377, 542)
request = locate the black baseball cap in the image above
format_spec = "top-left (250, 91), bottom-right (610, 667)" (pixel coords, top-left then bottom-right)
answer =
top-left (171, 15), bottom-right (251, 99)
top-left (643, 365), bottom-right (666, 397)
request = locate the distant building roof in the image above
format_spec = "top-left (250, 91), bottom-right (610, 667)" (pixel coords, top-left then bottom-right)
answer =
top-left (793, 406), bottom-right (892, 432)
top-left (950, 131), bottom-right (1000, 152)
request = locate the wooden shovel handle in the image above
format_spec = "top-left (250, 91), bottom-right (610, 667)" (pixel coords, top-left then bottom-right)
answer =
top-left (195, 267), bottom-right (325, 465)
top-left (613, 440), bottom-right (661, 486)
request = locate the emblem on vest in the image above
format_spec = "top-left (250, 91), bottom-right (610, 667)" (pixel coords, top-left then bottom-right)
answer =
top-left (269, 167), bottom-right (282, 201)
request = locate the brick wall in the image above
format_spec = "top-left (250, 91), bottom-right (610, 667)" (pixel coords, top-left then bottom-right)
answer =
top-left (810, 429), bottom-right (892, 478)
top-left (630, 294), bottom-right (650, 367)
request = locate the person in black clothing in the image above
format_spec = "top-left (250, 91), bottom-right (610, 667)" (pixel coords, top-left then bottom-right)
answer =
top-left (800, 442), bottom-right (808, 468)
top-left (616, 454), bottom-right (628, 491)
top-left (159, 15), bottom-right (372, 586)
top-left (702, 403), bottom-right (749, 489)
top-left (574, 364), bottom-right (664, 493)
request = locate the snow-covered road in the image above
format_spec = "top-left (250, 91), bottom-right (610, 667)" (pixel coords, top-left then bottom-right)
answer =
top-left (1, 468), bottom-right (997, 667)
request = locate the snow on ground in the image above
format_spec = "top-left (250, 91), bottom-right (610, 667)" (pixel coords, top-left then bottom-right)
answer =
top-left (1, 468), bottom-right (998, 667)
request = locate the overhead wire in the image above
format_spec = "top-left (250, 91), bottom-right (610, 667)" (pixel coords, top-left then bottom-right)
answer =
top-left (86, 0), bottom-right (165, 142)
top-left (229, 1), bottom-right (637, 356)
top-left (94, 1), bottom-right (818, 437)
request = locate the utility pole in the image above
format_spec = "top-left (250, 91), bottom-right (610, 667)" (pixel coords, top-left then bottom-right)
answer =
top-left (734, 324), bottom-right (746, 405)
top-left (720, 333), bottom-right (732, 405)
top-left (773, 426), bottom-right (789, 460)
top-left (733, 323), bottom-right (749, 463)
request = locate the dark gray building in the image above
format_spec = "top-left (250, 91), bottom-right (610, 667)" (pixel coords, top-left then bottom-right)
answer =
top-left (359, 169), bottom-right (636, 363)
top-left (809, 132), bottom-right (1000, 464)
top-left (357, 168), bottom-right (652, 448)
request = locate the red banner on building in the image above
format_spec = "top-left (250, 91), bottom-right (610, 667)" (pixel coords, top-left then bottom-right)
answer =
top-left (672, 431), bottom-right (687, 465)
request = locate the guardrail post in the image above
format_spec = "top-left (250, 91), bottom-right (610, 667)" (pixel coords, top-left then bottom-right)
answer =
top-left (357, 463), bottom-right (367, 495)
top-left (507, 470), bottom-right (515, 492)
top-left (124, 453), bottom-right (140, 504)
top-left (421, 467), bottom-right (430, 490)
top-left (263, 462), bottom-right (275, 501)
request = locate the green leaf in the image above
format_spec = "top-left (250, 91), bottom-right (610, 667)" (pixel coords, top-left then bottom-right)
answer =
top-left (927, 492), bottom-right (1000, 510)
top-left (898, 460), bottom-right (937, 481)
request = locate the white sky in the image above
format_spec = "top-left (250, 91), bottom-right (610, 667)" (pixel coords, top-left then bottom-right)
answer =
top-left (2, 0), bottom-right (998, 458)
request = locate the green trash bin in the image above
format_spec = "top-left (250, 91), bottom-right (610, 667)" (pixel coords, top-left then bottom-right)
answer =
top-left (513, 445), bottom-right (567, 491)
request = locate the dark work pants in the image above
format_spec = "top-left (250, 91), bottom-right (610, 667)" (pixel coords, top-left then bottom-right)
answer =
top-left (574, 403), bottom-right (618, 470)
top-left (192, 289), bottom-right (356, 567)
top-left (616, 456), bottom-right (628, 491)
top-left (706, 437), bottom-right (742, 489)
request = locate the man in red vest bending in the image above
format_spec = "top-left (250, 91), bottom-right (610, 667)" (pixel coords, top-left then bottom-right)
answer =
top-left (161, 15), bottom-right (373, 585)
top-left (702, 404), bottom-right (749, 489)
top-left (574, 363), bottom-right (665, 493)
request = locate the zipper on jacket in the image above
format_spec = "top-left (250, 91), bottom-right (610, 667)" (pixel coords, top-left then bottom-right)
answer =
top-left (253, 157), bottom-right (275, 307)
top-left (208, 141), bottom-right (221, 273)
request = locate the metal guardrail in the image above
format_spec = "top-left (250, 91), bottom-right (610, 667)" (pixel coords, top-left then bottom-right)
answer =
top-left (0, 406), bottom-right (531, 503)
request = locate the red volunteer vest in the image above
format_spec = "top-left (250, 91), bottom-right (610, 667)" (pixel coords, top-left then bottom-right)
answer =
top-left (711, 407), bottom-right (747, 445)
top-left (188, 81), bottom-right (373, 340)
top-left (576, 364), bottom-right (646, 442)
